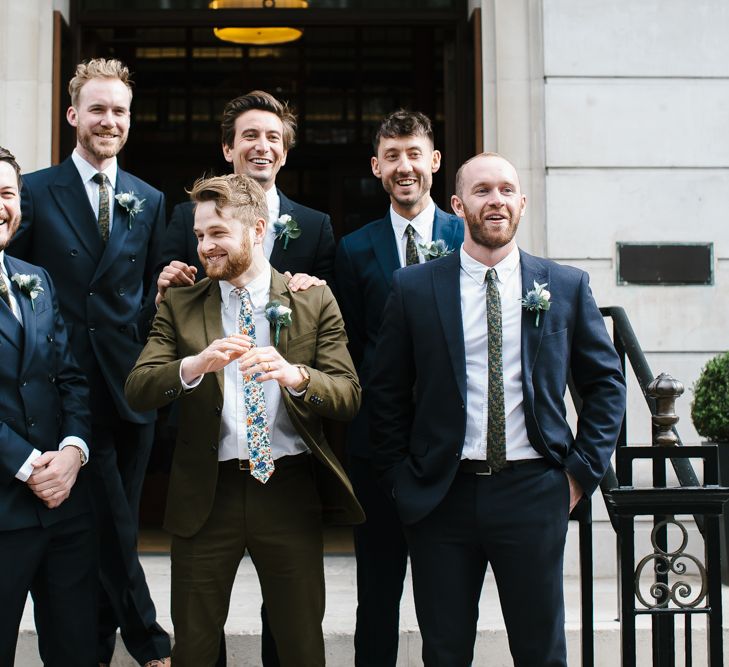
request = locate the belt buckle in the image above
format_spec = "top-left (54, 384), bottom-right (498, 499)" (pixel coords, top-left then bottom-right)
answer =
top-left (476, 466), bottom-right (493, 476)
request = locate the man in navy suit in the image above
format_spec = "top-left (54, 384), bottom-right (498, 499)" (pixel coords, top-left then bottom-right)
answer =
top-left (9, 60), bottom-right (171, 666)
top-left (0, 146), bottom-right (96, 666)
top-left (334, 110), bottom-right (463, 666)
top-left (370, 152), bottom-right (626, 666)
top-left (157, 89), bottom-right (335, 295)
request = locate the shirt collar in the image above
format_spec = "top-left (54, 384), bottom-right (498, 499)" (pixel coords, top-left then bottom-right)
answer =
top-left (389, 200), bottom-right (436, 240)
top-left (72, 149), bottom-right (118, 189)
top-left (266, 186), bottom-right (280, 228)
top-left (219, 262), bottom-right (272, 311)
top-left (0, 249), bottom-right (7, 277)
top-left (460, 244), bottom-right (520, 286)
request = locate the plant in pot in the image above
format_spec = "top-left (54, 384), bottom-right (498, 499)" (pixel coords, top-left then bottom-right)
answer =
top-left (691, 350), bottom-right (729, 583)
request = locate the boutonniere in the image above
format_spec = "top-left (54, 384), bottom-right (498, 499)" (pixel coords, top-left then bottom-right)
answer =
top-left (265, 300), bottom-right (293, 345)
top-left (418, 239), bottom-right (454, 261)
top-left (273, 214), bottom-right (301, 250)
top-left (11, 273), bottom-right (44, 311)
top-left (115, 191), bottom-right (146, 229)
top-left (520, 281), bottom-right (551, 327)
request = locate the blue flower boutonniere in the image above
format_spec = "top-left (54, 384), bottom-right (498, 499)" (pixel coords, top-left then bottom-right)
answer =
top-left (265, 300), bottom-right (293, 346)
top-left (11, 273), bottom-right (44, 311)
top-left (273, 214), bottom-right (301, 250)
top-left (115, 191), bottom-right (146, 229)
top-left (520, 281), bottom-right (551, 327)
top-left (418, 239), bottom-right (454, 261)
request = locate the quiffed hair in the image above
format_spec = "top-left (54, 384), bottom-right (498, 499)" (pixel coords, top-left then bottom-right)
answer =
top-left (189, 173), bottom-right (268, 227)
top-left (0, 146), bottom-right (22, 190)
top-left (220, 90), bottom-right (297, 151)
top-left (372, 109), bottom-right (434, 153)
top-left (68, 58), bottom-right (133, 106)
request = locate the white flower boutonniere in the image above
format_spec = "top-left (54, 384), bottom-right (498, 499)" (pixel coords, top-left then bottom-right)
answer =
top-left (11, 273), bottom-right (44, 311)
top-left (265, 300), bottom-right (293, 346)
top-left (418, 239), bottom-right (454, 261)
top-left (115, 191), bottom-right (146, 229)
top-left (273, 214), bottom-right (301, 250)
top-left (520, 281), bottom-right (551, 327)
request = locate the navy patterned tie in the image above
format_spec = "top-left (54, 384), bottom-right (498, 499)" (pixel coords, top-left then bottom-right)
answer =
top-left (0, 276), bottom-right (11, 309)
top-left (485, 268), bottom-right (507, 471)
top-left (92, 172), bottom-right (110, 243)
top-left (405, 225), bottom-right (419, 266)
top-left (235, 287), bottom-right (274, 483)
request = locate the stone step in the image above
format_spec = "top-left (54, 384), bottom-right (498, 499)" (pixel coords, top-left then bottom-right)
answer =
top-left (16, 555), bottom-right (729, 666)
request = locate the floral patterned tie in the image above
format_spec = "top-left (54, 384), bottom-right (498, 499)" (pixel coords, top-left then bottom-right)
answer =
top-left (405, 225), bottom-right (419, 266)
top-left (485, 268), bottom-right (507, 471)
top-left (236, 287), bottom-right (274, 483)
top-left (92, 172), bottom-right (110, 243)
top-left (0, 275), bottom-right (11, 309)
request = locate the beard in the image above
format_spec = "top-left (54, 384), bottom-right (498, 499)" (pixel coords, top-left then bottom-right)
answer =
top-left (77, 126), bottom-right (128, 161)
top-left (200, 237), bottom-right (253, 282)
top-left (464, 205), bottom-right (520, 250)
top-left (382, 173), bottom-right (433, 212)
top-left (0, 212), bottom-right (20, 251)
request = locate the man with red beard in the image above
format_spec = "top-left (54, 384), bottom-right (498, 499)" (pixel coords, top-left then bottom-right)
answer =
top-left (9, 59), bottom-right (171, 666)
top-left (335, 110), bottom-right (463, 666)
top-left (126, 173), bottom-right (363, 667)
top-left (369, 152), bottom-right (626, 666)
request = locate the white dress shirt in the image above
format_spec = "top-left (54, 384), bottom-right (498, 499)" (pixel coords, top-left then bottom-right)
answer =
top-left (390, 200), bottom-right (435, 268)
top-left (72, 150), bottom-right (118, 232)
top-left (1, 251), bottom-right (90, 480)
top-left (459, 245), bottom-right (540, 462)
top-left (181, 263), bottom-right (308, 462)
top-left (262, 186), bottom-right (281, 260)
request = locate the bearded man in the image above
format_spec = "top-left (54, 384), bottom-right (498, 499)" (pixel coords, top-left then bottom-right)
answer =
top-left (125, 173), bottom-right (363, 667)
top-left (369, 152), bottom-right (626, 666)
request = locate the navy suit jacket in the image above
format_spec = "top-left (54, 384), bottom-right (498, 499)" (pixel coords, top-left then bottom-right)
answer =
top-left (159, 190), bottom-right (336, 286)
top-left (335, 206), bottom-right (463, 458)
top-left (369, 249), bottom-right (626, 525)
top-left (0, 256), bottom-right (91, 531)
top-left (10, 156), bottom-right (165, 424)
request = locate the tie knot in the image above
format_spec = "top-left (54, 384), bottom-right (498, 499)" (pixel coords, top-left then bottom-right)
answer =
top-left (234, 286), bottom-right (252, 303)
top-left (405, 224), bottom-right (416, 238)
top-left (92, 172), bottom-right (107, 186)
top-left (486, 268), bottom-right (498, 283)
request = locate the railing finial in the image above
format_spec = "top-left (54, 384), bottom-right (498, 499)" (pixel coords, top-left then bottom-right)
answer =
top-left (647, 372), bottom-right (684, 446)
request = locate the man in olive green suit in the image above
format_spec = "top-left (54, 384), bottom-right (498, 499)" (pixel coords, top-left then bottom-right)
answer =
top-left (125, 174), bottom-right (363, 667)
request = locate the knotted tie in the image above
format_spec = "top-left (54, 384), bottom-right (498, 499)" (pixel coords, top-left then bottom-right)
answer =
top-left (92, 172), bottom-right (110, 242)
top-left (405, 225), bottom-right (419, 266)
top-left (235, 287), bottom-right (274, 483)
top-left (485, 268), bottom-right (507, 471)
top-left (0, 276), bottom-right (11, 309)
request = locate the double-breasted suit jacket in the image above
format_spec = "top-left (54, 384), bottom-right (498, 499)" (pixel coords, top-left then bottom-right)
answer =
top-left (334, 206), bottom-right (464, 458)
top-left (370, 249), bottom-right (627, 525)
top-left (0, 257), bottom-right (91, 531)
top-left (160, 191), bottom-right (336, 285)
top-left (11, 156), bottom-right (165, 423)
top-left (125, 268), bottom-right (364, 537)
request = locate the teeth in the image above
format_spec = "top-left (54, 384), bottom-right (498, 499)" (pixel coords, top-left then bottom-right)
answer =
top-left (398, 179), bottom-right (415, 186)
top-left (251, 158), bottom-right (270, 165)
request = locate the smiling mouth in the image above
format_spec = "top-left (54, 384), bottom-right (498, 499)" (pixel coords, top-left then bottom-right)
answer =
top-left (250, 158), bottom-right (272, 166)
top-left (396, 178), bottom-right (416, 187)
top-left (205, 254), bottom-right (227, 263)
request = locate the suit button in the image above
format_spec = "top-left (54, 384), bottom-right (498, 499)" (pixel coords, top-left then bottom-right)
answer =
top-left (70, 249), bottom-right (79, 257)
top-left (129, 254), bottom-right (137, 262)
top-left (27, 417), bottom-right (36, 427)
top-left (215, 407), bottom-right (222, 416)
top-left (46, 334), bottom-right (54, 342)
top-left (88, 291), bottom-right (95, 297)
top-left (89, 326), bottom-right (96, 332)
top-left (118, 287), bottom-right (126, 296)
top-left (211, 444), bottom-right (218, 452)
top-left (21, 379), bottom-right (27, 386)
top-left (48, 374), bottom-right (56, 383)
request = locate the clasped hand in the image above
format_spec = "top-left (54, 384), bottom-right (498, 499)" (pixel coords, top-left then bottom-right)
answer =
top-left (26, 447), bottom-right (83, 509)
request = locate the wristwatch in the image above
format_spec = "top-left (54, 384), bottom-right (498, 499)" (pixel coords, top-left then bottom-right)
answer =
top-left (66, 444), bottom-right (87, 466)
top-left (293, 364), bottom-right (311, 393)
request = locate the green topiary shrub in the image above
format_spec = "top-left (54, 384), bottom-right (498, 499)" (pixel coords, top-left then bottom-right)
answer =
top-left (691, 351), bottom-right (729, 442)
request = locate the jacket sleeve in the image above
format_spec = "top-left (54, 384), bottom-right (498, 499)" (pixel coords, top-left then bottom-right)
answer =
top-left (139, 189), bottom-right (167, 339)
top-left (310, 213), bottom-right (336, 288)
top-left (334, 237), bottom-right (366, 369)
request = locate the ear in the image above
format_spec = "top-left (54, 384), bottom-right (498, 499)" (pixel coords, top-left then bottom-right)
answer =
top-left (520, 194), bottom-right (527, 217)
top-left (66, 106), bottom-right (78, 128)
top-left (450, 194), bottom-right (465, 218)
top-left (253, 216), bottom-right (267, 244)
top-left (431, 149), bottom-right (442, 174)
top-left (280, 149), bottom-right (287, 168)
top-left (222, 143), bottom-right (234, 164)
top-left (371, 156), bottom-right (381, 179)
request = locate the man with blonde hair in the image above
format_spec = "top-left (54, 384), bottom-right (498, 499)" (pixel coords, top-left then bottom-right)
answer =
top-left (10, 58), bottom-right (171, 666)
top-left (126, 173), bottom-right (363, 666)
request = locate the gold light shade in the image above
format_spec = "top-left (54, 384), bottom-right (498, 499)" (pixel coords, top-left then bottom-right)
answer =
top-left (210, 0), bottom-right (307, 46)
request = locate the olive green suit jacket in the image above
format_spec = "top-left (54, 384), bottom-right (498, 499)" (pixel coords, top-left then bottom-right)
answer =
top-left (125, 268), bottom-right (364, 537)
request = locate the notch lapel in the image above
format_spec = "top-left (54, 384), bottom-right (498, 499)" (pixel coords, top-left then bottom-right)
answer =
top-left (4, 257), bottom-right (37, 365)
top-left (203, 280), bottom-right (225, 397)
top-left (433, 251), bottom-right (467, 403)
top-left (268, 189), bottom-right (293, 268)
top-left (520, 250), bottom-right (549, 384)
top-left (369, 214), bottom-right (400, 286)
top-left (432, 206), bottom-right (460, 250)
top-left (268, 269), bottom-right (291, 355)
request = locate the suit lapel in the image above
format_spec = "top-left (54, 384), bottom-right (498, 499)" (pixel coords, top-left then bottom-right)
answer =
top-left (520, 250), bottom-right (549, 381)
top-left (3, 257), bottom-right (34, 358)
top-left (203, 280), bottom-right (225, 397)
top-left (48, 158), bottom-right (104, 259)
top-left (433, 251), bottom-right (467, 403)
top-left (432, 206), bottom-right (460, 251)
top-left (368, 214), bottom-right (400, 287)
top-left (267, 269), bottom-right (291, 355)
top-left (95, 169), bottom-right (132, 279)
top-left (268, 189), bottom-right (293, 268)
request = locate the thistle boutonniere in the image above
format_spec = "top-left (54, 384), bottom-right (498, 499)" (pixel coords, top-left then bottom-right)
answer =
top-left (520, 281), bottom-right (551, 327)
top-left (115, 191), bottom-right (146, 229)
top-left (265, 300), bottom-right (293, 346)
top-left (418, 239), bottom-right (454, 261)
top-left (273, 214), bottom-right (301, 250)
top-left (11, 273), bottom-right (44, 311)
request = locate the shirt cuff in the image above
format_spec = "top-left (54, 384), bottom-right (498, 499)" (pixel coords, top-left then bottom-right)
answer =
top-left (16, 449), bottom-right (42, 482)
top-left (60, 436), bottom-right (89, 464)
top-left (180, 357), bottom-right (204, 389)
top-left (286, 386), bottom-right (307, 398)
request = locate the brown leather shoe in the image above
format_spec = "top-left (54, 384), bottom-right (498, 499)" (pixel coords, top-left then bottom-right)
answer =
top-left (144, 659), bottom-right (171, 667)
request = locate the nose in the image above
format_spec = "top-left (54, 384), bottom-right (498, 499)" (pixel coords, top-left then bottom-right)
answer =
top-left (99, 109), bottom-right (115, 126)
top-left (396, 156), bottom-right (412, 173)
top-left (485, 188), bottom-right (504, 206)
top-left (255, 136), bottom-right (269, 153)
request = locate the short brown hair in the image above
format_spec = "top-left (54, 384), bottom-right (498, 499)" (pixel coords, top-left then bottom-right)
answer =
top-left (68, 58), bottom-right (133, 107)
top-left (0, 146), bottom-right (22, 190)
top-left (454, 151), bottom-right (516, 197)
top-left (220, 90), bottom-right (297, 151)
top-left (189, 174), bottom-right (268, 228)
top-left (373, 109), bottom-right (434, 154)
